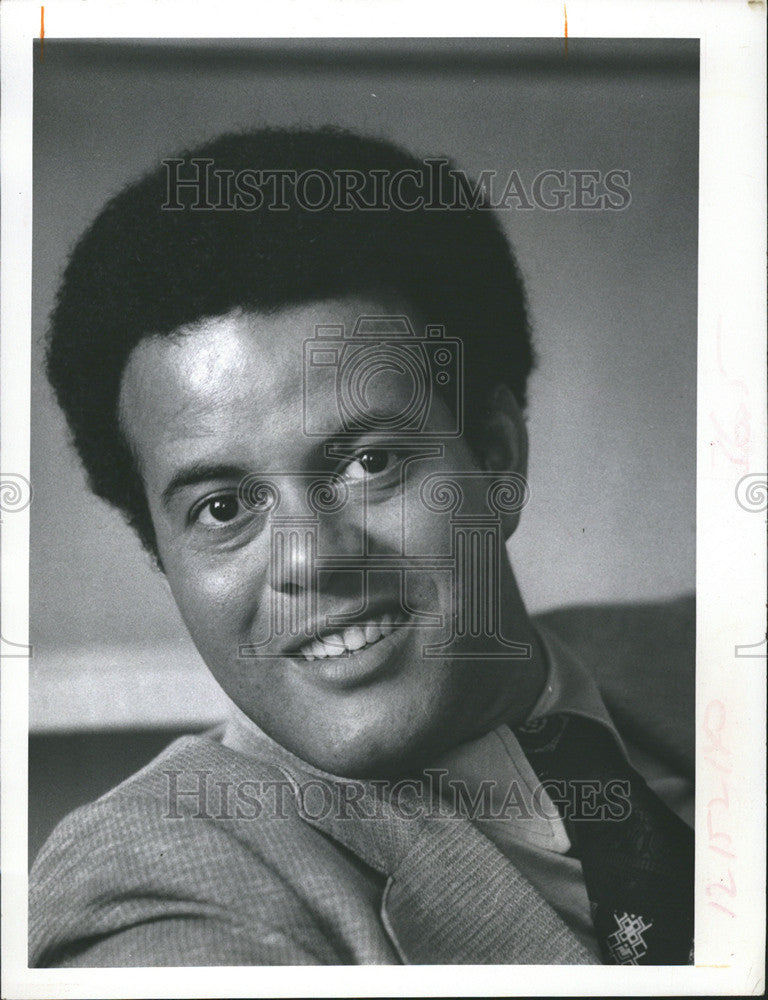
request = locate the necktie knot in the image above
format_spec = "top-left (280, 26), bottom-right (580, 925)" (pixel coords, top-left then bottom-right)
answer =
top-left (516, 712), bottom-right (627, 781)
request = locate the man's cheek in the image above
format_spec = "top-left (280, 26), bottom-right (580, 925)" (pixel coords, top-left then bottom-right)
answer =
top-left (402, 492), bottom-right (454, 558)
top-left (172, 568), bottom-right (252, 643)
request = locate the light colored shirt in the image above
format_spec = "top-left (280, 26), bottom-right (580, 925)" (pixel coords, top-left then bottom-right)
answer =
top-left (430, 623), bottom-right (695, 959)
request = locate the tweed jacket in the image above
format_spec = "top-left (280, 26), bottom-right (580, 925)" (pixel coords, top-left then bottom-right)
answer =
top-left (29, 596), bottom-right (695, 967)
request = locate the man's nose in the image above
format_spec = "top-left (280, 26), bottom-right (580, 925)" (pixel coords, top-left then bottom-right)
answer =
top-left (265, 479), bottom-right (364, 596)
top-left (268, 523), bottom-right (316, 596)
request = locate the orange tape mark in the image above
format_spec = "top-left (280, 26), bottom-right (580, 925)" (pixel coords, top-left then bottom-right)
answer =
top-left (40, 6), bottom-right (44, 61)
top-left (563, 3), bottom-right (568, 59)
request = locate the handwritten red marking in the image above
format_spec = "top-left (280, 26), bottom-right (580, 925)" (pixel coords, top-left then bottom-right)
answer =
top-left (703, 699), bottom-right (737, 919)
top-left (710, 317), bottom-right (751, 472)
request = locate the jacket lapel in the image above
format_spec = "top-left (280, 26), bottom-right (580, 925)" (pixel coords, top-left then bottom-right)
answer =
top-left (379, 819), bottom-right (600, 964)
top-left (275, 762), bottom-right (599, 965)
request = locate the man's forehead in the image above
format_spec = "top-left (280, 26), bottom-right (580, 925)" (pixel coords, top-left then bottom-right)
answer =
top-left (118, 297), bottom-right (417, 460)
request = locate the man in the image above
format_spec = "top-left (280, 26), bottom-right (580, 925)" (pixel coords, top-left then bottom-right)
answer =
top-left (29, 126), bottom-right (694, 966)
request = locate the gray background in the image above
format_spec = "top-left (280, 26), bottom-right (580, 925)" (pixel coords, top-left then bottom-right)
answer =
top-left (31, 38), bottom-right (698, 719)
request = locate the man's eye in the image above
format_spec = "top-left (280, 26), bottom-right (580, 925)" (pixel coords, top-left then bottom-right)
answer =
top-left (195, 495), bottom-right (241, 526)
top-left (342, 449), bottom-right (392, 480)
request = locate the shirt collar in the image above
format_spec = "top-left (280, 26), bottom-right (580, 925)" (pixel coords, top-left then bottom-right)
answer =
top-left (426, 622), bottom-right (628, 854)
top-left (529, 622), bottom-right (628, 757)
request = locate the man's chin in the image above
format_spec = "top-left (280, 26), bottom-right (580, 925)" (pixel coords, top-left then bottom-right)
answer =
top-left (277, 708), bottom-right (464, 781)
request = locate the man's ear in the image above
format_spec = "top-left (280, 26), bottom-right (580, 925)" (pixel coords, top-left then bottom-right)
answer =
top-left (475, 383), bottom-right (529, 536)
top-left (478, 384), bottom-right (528, 476)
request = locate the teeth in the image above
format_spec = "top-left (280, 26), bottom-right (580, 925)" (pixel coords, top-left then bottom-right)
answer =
top-left (297, 613), bottom-right (398, 659)
top-left (343, 626), bottom-right (367, 650)
top-left (322, 634), bottom-right (345, 657)
top-left (364, 623), bottom-right (381, 644)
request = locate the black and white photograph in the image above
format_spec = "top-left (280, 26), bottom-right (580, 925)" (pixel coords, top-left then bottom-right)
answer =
top-left (1, 2), bottom-right (765, 996)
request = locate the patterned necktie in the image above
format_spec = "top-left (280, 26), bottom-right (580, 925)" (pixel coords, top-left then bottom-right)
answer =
top-left (515, 713), bottom-right (694, 965)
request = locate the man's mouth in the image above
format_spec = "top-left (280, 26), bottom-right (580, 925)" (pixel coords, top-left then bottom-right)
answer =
top-left (295, 612), bottom-right (399, 661)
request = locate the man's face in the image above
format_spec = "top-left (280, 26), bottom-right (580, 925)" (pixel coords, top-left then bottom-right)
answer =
top-left (120, 297), bottom-right (538, 777)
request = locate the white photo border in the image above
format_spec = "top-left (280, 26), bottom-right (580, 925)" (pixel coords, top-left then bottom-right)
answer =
top-left (2, 0), bottom-right (765, 996)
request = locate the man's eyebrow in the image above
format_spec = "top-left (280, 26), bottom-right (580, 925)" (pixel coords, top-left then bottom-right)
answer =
top-left (158, 423), bottom-right (390, 508)
top-left (160, 462), bottom-right (249, 508)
